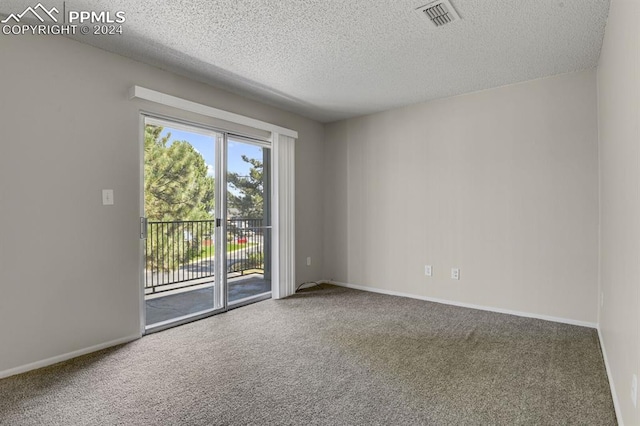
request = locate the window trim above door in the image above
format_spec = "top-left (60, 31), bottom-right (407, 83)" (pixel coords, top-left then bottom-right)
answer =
top-left (130, 86), bottom-right (298, 139)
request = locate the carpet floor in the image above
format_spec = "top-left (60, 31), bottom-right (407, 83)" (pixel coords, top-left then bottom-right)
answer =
top-left (0, 284), bottom-right (616, 425)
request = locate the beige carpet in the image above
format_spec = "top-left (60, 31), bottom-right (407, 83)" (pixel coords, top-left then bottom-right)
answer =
top-left (0, 284), bottom-right (616, 425)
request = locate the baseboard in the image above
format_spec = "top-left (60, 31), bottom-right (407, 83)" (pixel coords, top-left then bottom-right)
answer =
top-left (322, 280), bottom-right (598, 329)
top-left (597, 327), bottom-right (624, 426)
top-left (0, 333), bottom-right (141, 379)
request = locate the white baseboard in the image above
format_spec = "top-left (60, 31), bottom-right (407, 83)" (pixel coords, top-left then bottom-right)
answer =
top-left (322, 280), bottom-right (598, 328)
top-left (0, 333), bottom-right (141, 379)
top-left (597, 327), bottom-right (624, 426)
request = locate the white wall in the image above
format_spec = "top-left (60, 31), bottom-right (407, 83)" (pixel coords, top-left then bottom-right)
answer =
top-left (0, 35), bottom-right (324, 375)
top-left (597, 0), bottom-right (640, 423)
top-left (324, 70), bottom-right (600, 325)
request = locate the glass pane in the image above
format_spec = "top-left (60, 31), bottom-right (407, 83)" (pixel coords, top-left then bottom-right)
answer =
top-left (143, 120), bottom-right (220, 327)
top-left (226, 137), bottom-right (272, 304)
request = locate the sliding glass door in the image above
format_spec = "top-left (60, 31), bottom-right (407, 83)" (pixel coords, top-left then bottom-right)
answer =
top-left (142, 116), bottom-right (272, 330)
top-left (225, 136), bottom-right (272, 306)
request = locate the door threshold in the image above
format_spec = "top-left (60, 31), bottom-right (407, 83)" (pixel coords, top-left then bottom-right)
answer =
top-left (228, 292), bottom-right (272, 310)
top-left (144, 292), bottom-right (272, 335)
top-left (145, 307), bottom-right (225, 335)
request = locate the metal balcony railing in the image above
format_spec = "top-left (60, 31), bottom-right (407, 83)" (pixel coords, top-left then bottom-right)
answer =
top-left (144, 218), bottom-right (265, 294)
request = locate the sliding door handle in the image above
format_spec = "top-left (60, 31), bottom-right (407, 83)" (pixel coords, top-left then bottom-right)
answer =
top-left (140, 217), bottom-right (148, 239)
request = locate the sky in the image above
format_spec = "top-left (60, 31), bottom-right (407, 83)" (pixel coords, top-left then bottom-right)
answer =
top-left (159, 127), bottom-right (265, 178)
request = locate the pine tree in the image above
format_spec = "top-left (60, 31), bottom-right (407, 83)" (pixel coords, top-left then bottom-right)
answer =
top-left (144, 125), bottom-right (215, 270)
top-left (227, 155), bottom-right (264, 219)
top-left (144, 125), bottom-right (214, 221)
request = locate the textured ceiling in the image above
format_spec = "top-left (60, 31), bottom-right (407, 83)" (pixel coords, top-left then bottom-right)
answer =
top-left (2, 0), bottom-right (610, 122)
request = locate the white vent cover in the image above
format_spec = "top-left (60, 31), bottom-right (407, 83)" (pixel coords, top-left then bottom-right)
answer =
top-left (415, 0), bottom-right (461, 27)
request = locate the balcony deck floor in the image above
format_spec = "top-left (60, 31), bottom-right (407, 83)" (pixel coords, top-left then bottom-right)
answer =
top-left (145, 275), bottom-right (270, 326)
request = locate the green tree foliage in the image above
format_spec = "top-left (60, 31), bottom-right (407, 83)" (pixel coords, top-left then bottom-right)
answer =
top-left (144, 125), bottom-right (215, 270)
top-left (144, 125), bottom-right (214, 221)
top-left (227, 155), bottom-right (264, 219)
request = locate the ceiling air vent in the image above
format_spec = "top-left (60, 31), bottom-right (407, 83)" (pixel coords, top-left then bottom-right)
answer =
top-left (415, 0), bottom-right (461, 27)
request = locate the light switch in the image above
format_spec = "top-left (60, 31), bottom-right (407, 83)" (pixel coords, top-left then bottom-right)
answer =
top-left (102, 189), bottom-right (114, 205)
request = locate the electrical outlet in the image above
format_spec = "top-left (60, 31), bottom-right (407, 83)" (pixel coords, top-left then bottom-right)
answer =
top-left (632, 374), bottom-right (638, 408)
top-left (451, 268), bottom-right (460, 280)
top-left (424, 265), bottom-right (432, 277)
top-left (306, 257), bottom-right (311, 266)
